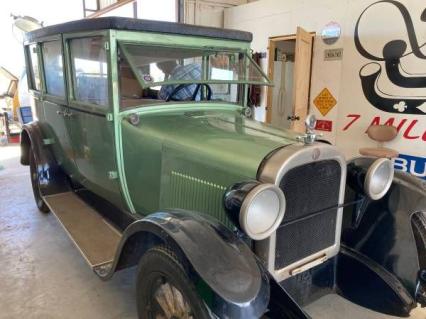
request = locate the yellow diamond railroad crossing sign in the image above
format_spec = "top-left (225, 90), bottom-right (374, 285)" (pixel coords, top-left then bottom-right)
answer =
top-left (313, 88), bottom-right (337, 116)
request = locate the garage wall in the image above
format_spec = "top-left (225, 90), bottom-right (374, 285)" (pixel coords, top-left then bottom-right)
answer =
top-left (225, 0), bottom-right (346, 145)
top-left (225, 0), bottom-right (426, 180)
top-left (184, 0), bottom-right (249, 27)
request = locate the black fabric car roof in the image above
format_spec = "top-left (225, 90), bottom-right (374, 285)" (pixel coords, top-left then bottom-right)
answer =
top-left (25, 16), bottom-right (253, 42)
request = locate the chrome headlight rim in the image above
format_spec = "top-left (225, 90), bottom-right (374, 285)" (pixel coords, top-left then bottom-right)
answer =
top-left (239, 183), bottom-right (286, 240)
top-left (364, 158), bottom-right (394, 200)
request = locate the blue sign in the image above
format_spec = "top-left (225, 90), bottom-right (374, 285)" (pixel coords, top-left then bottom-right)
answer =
top-left (394, 154), bottom-right (426, 180)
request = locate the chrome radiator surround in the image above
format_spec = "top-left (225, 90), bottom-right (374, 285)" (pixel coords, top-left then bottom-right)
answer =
top-left (255, 143), bottom-right (347, 281)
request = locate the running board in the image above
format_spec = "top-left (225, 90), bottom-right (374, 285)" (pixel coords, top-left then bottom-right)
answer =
top-left (44, 192), bottom-right (122, 270)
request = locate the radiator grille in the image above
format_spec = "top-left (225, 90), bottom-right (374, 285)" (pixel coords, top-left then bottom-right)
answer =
top-left (275, 208), bottom-right (337, 269)
top-left (275, 160), bottom-right (341, 270)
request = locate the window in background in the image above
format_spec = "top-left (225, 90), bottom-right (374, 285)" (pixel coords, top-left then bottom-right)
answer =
top-left (28, 44), bottom-right (41, 91)
top-left (70, 37), bottom-right (109, 106)
top-left (42, 41), bottom-right (65, 97)
top-left (83, 0), bottom-right (100, 17)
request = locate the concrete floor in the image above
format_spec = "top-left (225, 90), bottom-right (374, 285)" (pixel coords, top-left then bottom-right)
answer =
top-left (0, 146), bottom-right (136, 319)
top-left (0, 144), bottom-right (425, 319)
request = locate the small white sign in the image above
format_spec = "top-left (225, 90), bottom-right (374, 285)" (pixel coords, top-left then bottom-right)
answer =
top-left (324, 48), bottom-right (343, 61)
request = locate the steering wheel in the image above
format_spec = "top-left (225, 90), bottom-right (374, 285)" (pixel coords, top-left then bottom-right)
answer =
top-left (165, 83), bottom-right (212, 102)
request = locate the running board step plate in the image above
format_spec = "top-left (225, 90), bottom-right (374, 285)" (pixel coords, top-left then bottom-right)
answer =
top-left (44, 192), bottom-right (121, 268)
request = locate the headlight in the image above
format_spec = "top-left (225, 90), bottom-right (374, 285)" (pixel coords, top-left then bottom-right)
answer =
top-left (224, 182), bottom-right (286, 240)
top-left (364, 158), bottom-right (394, 200)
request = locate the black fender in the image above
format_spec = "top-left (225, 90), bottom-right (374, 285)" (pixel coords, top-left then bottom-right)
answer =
top-left (343, 157), bottom-right (426, 297)
top-left (97, 210), bottom-right (270, 319)
top-left (20, 122), bottom-right (69, 196)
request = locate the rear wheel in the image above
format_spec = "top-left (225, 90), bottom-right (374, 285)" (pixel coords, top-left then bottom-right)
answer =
top-left (136, 246), bottom-right (210, 319)
top-left (29, 148), bottom-right (49, 213)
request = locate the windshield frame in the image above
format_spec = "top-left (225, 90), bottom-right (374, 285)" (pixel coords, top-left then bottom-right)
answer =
top-left (118, 41), bottom-right (273, 89)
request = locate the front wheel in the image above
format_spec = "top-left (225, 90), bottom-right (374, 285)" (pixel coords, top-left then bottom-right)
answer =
top-left (137, 246), bottom-right (211, 319)
top-left (29, 148), bottom-right (49, 213)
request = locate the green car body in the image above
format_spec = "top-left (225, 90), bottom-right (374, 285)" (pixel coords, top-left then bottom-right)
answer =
top-left (23, 18), bottom-right (290, 224)
top-left (122, 106), bottom-right (295, 226)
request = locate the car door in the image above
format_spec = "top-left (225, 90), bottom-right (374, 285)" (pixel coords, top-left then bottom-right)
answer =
top-left (38, 38), bottom-right (77, 176)
top-left (64, 35), bottom-right (124, 208)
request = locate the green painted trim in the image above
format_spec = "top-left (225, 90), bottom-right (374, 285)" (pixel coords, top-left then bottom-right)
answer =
top-left (136, 79), bottom-right (270, 87)
top-left (23, 45), bottom-right (33, 92)
top-left (60, 34), bottom-right (71, 107)
top-left (62, 30), bottom-right (109, 40)
top-left (109, 30), bottom-right (137, 214)
top-left (35, 43), bottom-right (45, 95)
top-left (34, 34), bottom-right (62, 43)
top-left (247, 53), bottom-right (273, 86)
top-left (116, 30), bottom-right (250, 50)
top-left (43, 93), bottom-right (67, 105)
top-left (118, 102), bottom-right (242, 118)
top-left (63, 34), bottom-right (74, 104)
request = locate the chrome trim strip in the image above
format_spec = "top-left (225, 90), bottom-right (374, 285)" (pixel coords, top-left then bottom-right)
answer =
top-left (255, 142), bottom-right (347, 281)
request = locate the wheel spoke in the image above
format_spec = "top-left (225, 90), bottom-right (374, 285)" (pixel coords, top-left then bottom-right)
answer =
top-left (155, 283), bottom-right (174, 318)
top-left (153, 280), bottom-right (193, 319)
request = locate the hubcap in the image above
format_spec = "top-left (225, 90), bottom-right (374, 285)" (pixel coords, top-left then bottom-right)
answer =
top-left (150, 278), bottom-right (193, 319)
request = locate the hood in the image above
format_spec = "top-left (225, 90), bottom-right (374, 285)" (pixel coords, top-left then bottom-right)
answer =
top-left (122, 105), bottom-right (298, 179)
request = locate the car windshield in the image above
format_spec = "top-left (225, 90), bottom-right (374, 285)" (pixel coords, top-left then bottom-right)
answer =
top-left (118, 43), bottom-right (271, 109)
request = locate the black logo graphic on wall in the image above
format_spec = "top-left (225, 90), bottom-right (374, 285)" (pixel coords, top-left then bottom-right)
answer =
top-left (355, 0), bottom-right (426, 115)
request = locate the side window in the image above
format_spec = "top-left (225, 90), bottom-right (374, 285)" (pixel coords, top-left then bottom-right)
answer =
top-left (28, 44), bottom-right (41, 91)
top-left (70, 37), bottom-right (108, 106)
top-left (42, 40), bottom-right (65, 97)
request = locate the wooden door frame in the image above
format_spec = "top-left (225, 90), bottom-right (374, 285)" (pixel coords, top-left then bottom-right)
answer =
top-left (265, 32), bottom-right (315, 124)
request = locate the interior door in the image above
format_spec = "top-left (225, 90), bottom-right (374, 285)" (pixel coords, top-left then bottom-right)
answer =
top-left (291, 27), bottom-right (313, 133)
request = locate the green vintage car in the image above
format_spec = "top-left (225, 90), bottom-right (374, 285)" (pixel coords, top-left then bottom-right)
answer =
top-left (21, 17), bottom-right (426, 319)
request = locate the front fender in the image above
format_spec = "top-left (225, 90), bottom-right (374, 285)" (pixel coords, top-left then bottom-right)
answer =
top-left (343, 157), bottom-right (426, 296)
top-left (101, 210), bottom-right (270, 319)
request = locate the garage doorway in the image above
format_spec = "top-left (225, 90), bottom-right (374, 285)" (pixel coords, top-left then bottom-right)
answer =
top-left (266, 27), bottom-right (315, 133)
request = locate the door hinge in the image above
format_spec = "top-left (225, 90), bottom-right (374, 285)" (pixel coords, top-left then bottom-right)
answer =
top-left (106, 113), bottom-right (113, 121)
top-left (107, 171), bottom-right (118, 180)
top-left (104, 41), bottom-right (110, 51)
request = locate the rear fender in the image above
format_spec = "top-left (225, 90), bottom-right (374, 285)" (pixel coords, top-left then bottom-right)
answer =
top-left (20, 122), bottom-right (69, 196)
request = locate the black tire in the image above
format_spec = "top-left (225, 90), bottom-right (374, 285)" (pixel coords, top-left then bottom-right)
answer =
top-left (137, 245), bottom-right (210, 319)
top-left (29, 148), bottom-right (49, 213)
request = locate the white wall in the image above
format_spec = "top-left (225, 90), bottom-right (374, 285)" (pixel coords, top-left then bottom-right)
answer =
top-left (225, 0), bottom-right (347, 144)
top-left (95, 0), bottom-right (178, 21)
top-left (0, 0), bottom-right (83, 78)
top-left (184, 0), bottom-right (249, 27)
top-left (225, 0), bottom-right (426, 179)
top-left (138, 0), bottom-right (177, 21)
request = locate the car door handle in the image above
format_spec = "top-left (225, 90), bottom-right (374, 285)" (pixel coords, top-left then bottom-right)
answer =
top-left (56, 110), bottom-right (73, 118)
top-left (64, 111), bottom-right (73, 118)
